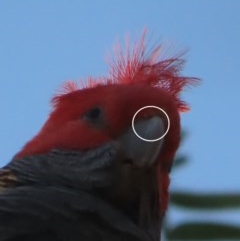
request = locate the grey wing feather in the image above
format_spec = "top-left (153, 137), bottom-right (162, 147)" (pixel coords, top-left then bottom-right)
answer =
top-left (0, 143), bottom-right (149, 241)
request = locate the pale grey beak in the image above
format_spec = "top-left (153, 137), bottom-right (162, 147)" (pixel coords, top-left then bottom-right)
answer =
top-left (119, 116), bottom-right (165, 167)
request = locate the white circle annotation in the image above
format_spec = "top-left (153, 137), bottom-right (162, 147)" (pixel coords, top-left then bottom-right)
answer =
top-left (131, 105), bottom-right (170, 142)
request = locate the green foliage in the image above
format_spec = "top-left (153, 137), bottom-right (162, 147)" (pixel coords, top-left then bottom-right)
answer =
top-left (170, 192), bottom-right (240, 210)
top-left (167, 222), bottom-right (240, 240)
top-left (163, 133), bottom-right (240, 240)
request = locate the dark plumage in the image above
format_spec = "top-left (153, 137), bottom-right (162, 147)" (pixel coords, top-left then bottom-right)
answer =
top-left (0, 143), bottom-right (159, 241)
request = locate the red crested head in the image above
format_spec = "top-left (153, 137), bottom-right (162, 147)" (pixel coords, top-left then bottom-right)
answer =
top-left (15, 31), bottom-right (199, 221)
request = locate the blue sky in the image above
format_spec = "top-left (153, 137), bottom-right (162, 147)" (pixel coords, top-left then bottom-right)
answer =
top-left (1, 0), bottom-right (240, 226)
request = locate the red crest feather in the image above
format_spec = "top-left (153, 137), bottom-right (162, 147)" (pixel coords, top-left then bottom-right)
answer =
top-left (52, 30), bottom-right (199, 112)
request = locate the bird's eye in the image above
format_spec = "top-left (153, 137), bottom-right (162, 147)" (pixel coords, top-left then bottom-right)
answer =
top-left (83, 107), bottom-right (103, 122)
